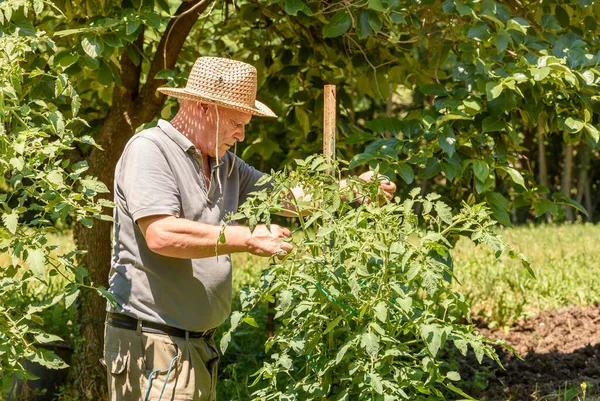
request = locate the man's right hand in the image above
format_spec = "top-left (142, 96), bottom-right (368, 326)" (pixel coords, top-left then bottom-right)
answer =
top-left (246, 224), bottom-right (293, 259)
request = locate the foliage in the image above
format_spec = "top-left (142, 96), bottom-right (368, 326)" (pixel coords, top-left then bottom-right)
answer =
top-left (0, 0), bottom-right (112, 394)
top-left (43, 0), bottom-right (599, 223)
top-left (220, 156), bottom-right (531, 400)
top-left (206, 0), bottom-right (600, 224)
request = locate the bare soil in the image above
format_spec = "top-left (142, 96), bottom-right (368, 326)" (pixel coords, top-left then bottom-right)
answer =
top-left (460, 306), bottom-right (600, 400)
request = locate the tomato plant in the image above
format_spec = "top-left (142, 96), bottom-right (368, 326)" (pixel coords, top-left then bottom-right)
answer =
top-left (221, 156), bottom-right (531, 400)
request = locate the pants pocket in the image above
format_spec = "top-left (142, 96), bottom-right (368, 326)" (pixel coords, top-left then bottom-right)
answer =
top-left (140, 333), bottom-right (186, 401)
top-left (104, 348), bottom-right (132, 400)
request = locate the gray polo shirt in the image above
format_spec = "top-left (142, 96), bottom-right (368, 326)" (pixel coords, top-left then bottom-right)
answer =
top-left (108, 119), bottom-right (265, 332)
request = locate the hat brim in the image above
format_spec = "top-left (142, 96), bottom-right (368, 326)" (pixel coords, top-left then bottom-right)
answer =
top-left (157, 87), bottom-right (277, 118)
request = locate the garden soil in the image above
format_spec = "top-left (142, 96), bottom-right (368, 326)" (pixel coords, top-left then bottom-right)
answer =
top-left (461, 305), bottom-right (600, 401)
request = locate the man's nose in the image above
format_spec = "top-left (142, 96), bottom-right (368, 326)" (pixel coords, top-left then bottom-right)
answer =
top-left (235, 127), bottom-right (245, 142)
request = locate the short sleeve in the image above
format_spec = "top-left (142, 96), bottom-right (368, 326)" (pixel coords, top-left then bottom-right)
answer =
top-left (235, 155), bottom-right (271, 205)
top-left (117, 137), bottom-right (181, 223)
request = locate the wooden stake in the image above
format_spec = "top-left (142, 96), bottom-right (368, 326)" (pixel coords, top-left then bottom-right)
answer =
top-left (323, 85), bottom-right (336, 173)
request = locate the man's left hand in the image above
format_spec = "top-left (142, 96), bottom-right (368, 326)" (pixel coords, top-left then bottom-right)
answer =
top-left (358, 171), bottom-right (397, 205)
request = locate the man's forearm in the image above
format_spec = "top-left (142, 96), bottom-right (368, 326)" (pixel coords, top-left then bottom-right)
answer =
top-left (144, 216), bottom-right (250, 259)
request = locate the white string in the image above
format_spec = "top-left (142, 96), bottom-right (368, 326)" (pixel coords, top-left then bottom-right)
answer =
top-left (228, 141), bottom-right (236, 177)
top-left (214, 106), bottom-right (222, 194)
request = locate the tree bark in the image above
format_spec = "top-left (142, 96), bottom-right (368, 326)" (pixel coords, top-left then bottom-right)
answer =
top-left (576, 143), bottom-right (592, 221)
top-left (67, 1), bottom-right (212, 399)
top-left (562, 142), bottom-right (574, 222)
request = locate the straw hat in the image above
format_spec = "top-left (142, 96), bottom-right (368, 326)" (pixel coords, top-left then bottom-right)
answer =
top-left (157, 57), bottom-right (276, 118)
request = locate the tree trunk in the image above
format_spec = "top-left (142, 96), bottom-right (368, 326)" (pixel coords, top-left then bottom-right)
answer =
top-left (66, 1), bottom-right (212, 399)
top-left (536, 114), bottom-right (551, 222)
top-left (562, 143), bottom-right (574, 222)
top-left (576, 144), bottom-right (592, 221)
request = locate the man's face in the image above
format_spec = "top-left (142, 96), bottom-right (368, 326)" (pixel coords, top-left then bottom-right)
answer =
top-left (197, 104), bottom-right (252, 158)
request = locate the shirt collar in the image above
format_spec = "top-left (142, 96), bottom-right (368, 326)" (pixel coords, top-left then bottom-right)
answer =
top-left (156, 119), bottom-right (225, 168)
top-left (157, 119), bottom-right (195, 153)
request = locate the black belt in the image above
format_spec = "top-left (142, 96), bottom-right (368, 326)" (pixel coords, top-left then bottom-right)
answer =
top-left (107, 313), bottom-right (215, 339)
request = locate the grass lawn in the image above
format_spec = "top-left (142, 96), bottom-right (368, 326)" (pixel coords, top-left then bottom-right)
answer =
top-left (451, 223), bottom-right (600, 328)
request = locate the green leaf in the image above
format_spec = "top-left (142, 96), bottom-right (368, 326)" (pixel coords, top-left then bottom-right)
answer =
top-left (349, 153), bottom-right (374, 169)
top-left (2, 211), bottom-right (18, 234)
top-left (366, 10), bottom-right (382, 34)
top-left (81, 36), bottom-right (102, 58)
top-left (219, 331), bottom-right (231, 354)
top-left (419, 83), bottom-right (447, 96)
top-left (555, 5), bottom-right (570, 28)
top-left (472, 160), bottom-right (490, 182)
top-left (284, 0), bottom-right (311, 16)
top-left (71, 92), bottom-right (81, 117)
top-left (47, 111), bottom-right (65, 136)
top-left (295, 107), bottom-right (310, 136)
top-left (435, 201), bottom-right (453, 224)
top-left (27, 248), bottom-right (46, 279)
top-left (64, 289), bottom-right (80, 308)
top-left (437, 125), bottom-right (456, 158)
top-left (437, 113), bottom-right (472, 124)
top-left (506, 18), bottom-right (529, 34)
top-left (126, 19), bottom-right (141, 36)
top-left (541, 14), bottom-right (562, 31)
top-left (420, 324), bottom-right (444, 358)
top-left (494, 30), bottom-right (509, 52)
top-left (33, 0), bottom-right (44, 14)
top-left (360, 331), bottom-right (380, 358)
top-left (374, 301), bottom-right (387, 323)
top-left (357, 10), bottom-right (372, 39)
top-left (56, 53), bottom-right (79, 68)
top-left (486, 81), bottom-right (503, 100)
top-left (30, 349), bottom-right (68, 369)
top-left (322, 11), bottom-right (351, 38)
top-left (447, 371), bottom-right (461, 381)
top-left (584, 124), bottom-right (599, 143)
top-left (369, 372), bottom-right (384, 394)
top-left (486, 192), bottom-right (512, 227)
top-left (421, 158), bottom-right (441, 179)
top-left (34, 333), bottom-right (63, 344)
top-left (97, 286), bottom-right (117, 307)
top-left (336, 340), bottom-right (353, 364)
top-left (47, 170), bottom-right (64, 186)
top-left (564, 117), bottom-right (585, 133)
top-left (482, 116), bottom-right (505, 133)
top-left (81, 177), bottom-right (110, 193)
top-left (230, 311), bottom-right (244, 330)
top-left (368, 0), bottom-right (385, 12)
top-left (323, 316), bottom-right (344, 334)
top-left (454, 0), bottom-right (472, 16)
top-left (446, 382), bottom-right (477, 400)
top-left (394, 163), bottom-right (414, 184)
top-left (504, 166), bottom-right (526, 189)
top-left (467, 22), bottom-right (490, 41)
top-left (531, 66), bottom-right (550, 81)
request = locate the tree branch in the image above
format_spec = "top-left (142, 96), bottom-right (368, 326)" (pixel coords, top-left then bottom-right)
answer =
top-left (120, 28), bottom-right (145, 98)
top-left (136, 0), bottom-right (214, 120)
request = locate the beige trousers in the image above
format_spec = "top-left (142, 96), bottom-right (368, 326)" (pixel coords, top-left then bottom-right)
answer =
top-left (102, 323), bottom-right (219, 401)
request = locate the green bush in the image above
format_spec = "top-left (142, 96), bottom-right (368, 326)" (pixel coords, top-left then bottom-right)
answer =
top-left (220, 156), bottom-right (532, 400)
top-left (0, 3), bottom-right (111, 395)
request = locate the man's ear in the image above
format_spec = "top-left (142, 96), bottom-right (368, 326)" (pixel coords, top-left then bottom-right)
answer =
top-left (198, 102), bottom-right (210, 114)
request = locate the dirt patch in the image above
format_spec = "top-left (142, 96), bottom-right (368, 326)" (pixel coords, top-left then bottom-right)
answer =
top-left (461, 306), bottom-right (600, 400)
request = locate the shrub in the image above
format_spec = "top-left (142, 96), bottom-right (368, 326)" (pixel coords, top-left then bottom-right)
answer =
top-left (220, 156), bottom-right (531, 400)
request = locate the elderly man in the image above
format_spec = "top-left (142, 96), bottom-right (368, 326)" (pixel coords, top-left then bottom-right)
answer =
top-left (103, 57), bottom-right (396, 401)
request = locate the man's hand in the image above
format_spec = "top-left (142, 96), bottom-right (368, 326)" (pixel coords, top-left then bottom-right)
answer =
top-left (357, 171), bottom-right (397, 204)
top-left (246, 224), bottom-right (293, 259)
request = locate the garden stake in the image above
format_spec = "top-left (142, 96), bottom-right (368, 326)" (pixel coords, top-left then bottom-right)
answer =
top-left (323, 85), bottom-right (336, 175)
